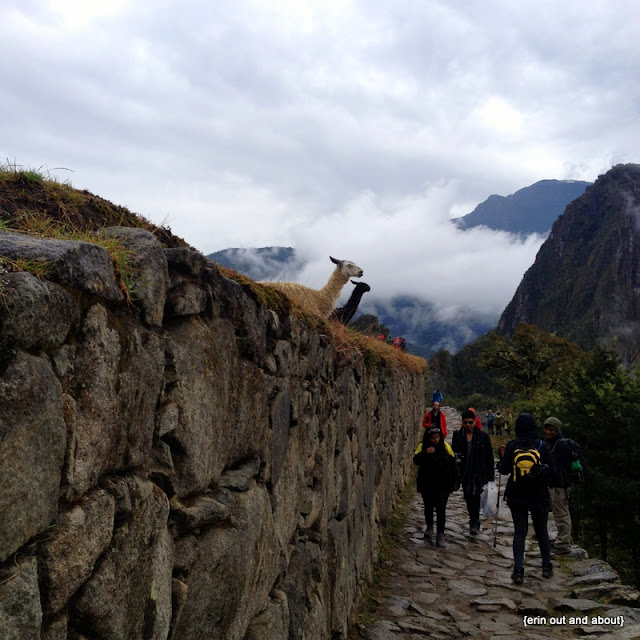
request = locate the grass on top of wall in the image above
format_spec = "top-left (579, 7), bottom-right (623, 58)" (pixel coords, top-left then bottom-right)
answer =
top-left (329, 321), bottom-right (426, 375)
top-left (218, 265), bottom-right (426, 376)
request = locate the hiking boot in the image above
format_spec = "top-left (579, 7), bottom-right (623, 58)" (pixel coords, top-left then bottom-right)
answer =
top-left (469, 521), bottom-right (481, 535)
top-left (552, 546), bottom-right (571, 555)
top-left (542, 564), bottom-right (554, 579)
top-left (436, 533), bottom-right (446, 548)
top-left (423, 526), bottom-right (433, 544)
top-left (511, 567), bottom-right (524, 585)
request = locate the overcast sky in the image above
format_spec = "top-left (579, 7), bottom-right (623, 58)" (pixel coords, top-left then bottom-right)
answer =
top-left (2, 0), bottom-right (639, 316)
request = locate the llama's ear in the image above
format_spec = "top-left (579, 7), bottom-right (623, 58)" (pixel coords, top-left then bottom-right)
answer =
top-left (350, 279), bottom-right (358, 285)
top-left (330, 256), bottom-right (341, 265)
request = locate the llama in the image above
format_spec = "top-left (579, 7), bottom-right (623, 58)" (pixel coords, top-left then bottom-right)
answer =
top-left (260, 256), bottom-right (364, 317)
top-left (329, 280), bottom-right (371, 324)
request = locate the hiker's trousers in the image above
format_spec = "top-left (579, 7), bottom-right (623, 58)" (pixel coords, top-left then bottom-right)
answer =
top-left (549, 487), bottom-right (572, 551)
top-left (509, 504), bottom-right (552, 570)
top-left (421, 489), bottom-right (449, 534)
top-left (463, 490), bottom-right (481, 527)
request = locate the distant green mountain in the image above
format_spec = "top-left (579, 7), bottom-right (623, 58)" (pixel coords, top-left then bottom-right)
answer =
top-left (497, 164), bottom-right (640, 362)
top-left (454, 179), bottom-right (591, 234)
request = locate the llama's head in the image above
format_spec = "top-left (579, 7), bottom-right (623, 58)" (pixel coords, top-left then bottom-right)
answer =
top-left (330, 256), bottom-right (364, 278)
top-left (350, 280), bottom-right (371, 292)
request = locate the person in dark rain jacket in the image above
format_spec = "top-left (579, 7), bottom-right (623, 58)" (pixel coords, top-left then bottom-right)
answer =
top-left (451, 409), bottom-right (494, 535)
top-left (498, 413), bottom-right (553, 585)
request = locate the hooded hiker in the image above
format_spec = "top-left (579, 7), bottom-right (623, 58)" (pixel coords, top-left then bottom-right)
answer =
top-left (498, 413), bottom-right (553, 585)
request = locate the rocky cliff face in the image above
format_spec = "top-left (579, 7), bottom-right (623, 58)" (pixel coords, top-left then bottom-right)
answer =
top-left (0, 228), bottom-right (424, 640)
top-left (497, 164), bottom-right (640, 355)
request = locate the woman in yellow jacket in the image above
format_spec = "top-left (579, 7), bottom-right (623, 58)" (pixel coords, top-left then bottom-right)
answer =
top-left (413, 427), bottom-right (459, 548)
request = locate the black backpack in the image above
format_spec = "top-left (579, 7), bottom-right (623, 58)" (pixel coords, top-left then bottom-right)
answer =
top-left (512, 441), bottom-right (543, 482)
top-left (556, 437), bottom-right (585, 485)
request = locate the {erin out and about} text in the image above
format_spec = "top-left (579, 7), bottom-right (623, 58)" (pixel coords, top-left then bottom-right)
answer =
top-left (523, 615), bottom-right (625, 628)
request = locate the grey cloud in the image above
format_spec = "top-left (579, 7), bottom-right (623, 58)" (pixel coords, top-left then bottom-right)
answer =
top-left (1, 0), bottom-right (639, 320)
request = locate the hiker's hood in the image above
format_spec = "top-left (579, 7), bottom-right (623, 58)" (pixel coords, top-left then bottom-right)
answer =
top-left (514, 413), bottom-right (538, 440)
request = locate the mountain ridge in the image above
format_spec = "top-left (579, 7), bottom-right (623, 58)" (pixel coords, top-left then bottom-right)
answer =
top-left (497, 164), bottom-right (640, 361)
top-left (454, 179), bottom-right (591, 234)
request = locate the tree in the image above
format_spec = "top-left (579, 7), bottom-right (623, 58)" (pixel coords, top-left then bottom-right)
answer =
top-left (350, 314), bottom-right (390, 339)
top-left (478, 324), bottom-right (584, 396)
top-left (561, 347), bottom-right (640, 586)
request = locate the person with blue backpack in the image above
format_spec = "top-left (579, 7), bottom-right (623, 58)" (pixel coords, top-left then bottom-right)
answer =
top-left (498, 413), bottom-right (553, 585)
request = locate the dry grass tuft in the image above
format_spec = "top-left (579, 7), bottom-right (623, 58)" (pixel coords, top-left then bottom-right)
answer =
top-left (0, 211), bottom-right (135, 301)
top-left (0, 162), bottom-right (187, 249)
top-left (328, 322), bottom-right (426, 374)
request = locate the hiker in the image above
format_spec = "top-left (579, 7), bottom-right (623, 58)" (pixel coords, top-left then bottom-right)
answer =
top-left (431, 389), bottom-right (443, 404)
top-left (392, 336), bottom-right (406, 351)
top-left (503, 410), bottom-right (513, 435)
top-left (452, 409), bottom-right (494, 535)
top-left (544, 416), bottom-right (583, 555)
top-left (493, 411), bottom-right (506, 436)
top-left (498, 413), bottom-right (553, 584)
top-left (423, 400), bottom-right (448, 438)
top-left (485, 409), bottom-right (495, 434)
top-left (413, 427), bottom-right (459, 548)
top-left (467, 407), bottom-right (483, 430)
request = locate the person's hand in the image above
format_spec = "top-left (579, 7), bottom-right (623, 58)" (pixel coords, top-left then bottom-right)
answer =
top-left (426, 446), bottom-right (436, 454)
top-left (499, 444), bottom-right (505, 457)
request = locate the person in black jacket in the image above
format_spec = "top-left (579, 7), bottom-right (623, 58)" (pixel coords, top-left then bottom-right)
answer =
top-left (413, 427), bottom-right (459, 548)
top-left (544, 416), bottom-right (577, 555)
top-left (451, 409), bottom-right (494, 535)
top-left (498, 413), bottom-right (553, 584)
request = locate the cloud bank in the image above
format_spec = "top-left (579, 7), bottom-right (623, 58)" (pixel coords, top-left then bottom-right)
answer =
top-left (2, 0), bottom-right (639, 316)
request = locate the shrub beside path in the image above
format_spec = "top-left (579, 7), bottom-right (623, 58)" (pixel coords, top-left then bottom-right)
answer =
top-left (351, 407), bottom-right (640, 640)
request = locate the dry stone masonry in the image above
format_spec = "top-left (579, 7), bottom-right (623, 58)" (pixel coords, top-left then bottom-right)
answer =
top-left (0, 228), bottom-right (424, 640)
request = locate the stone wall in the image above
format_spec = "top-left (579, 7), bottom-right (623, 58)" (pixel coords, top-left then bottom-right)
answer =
top-left (0, 228), bottom-right (424, 640)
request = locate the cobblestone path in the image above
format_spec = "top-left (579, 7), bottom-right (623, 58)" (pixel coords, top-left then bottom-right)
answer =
top-left (352, 408), bottom-right (640, 640)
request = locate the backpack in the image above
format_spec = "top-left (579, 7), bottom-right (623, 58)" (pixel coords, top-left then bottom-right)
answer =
top-left (512, 441), bottom-right (543, 482)
top-left (556, 437), bottom-right (585, 485)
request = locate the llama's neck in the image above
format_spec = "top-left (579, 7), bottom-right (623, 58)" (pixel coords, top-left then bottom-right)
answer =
top-left (320, 268), bottom-right (348, 305)
top-left (351, 289), bottom-right (367, 305)
top-left (341, 289), bottom-right (366, 312)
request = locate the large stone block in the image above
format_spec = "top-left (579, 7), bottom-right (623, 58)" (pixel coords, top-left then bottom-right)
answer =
top-left (0, 353), bottom-right (66, 562)
top-left (163, 317), bottom-right (268, 497)
top-left (69, 476), bottom-right (172, 640)
top-left (66, 304), bottom-right (163, 497)
top-left (39, 489), bottom-right (116, 615)
top-left (104, 227), bottom-right (169, 327)
top-left (0, 556), bottom-right (42, 640)
top-left (244, 590), bottom-right (290, 640)
top-left (0, 231), bottom-right (123, 302)
top-left (0, 272), bottom-right (79, 352)
top-left (170, 485), bottom-right (280, 640)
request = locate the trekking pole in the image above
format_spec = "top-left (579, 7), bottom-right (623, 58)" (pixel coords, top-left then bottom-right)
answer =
top-left (493, 467), bottom-right (502, 548)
